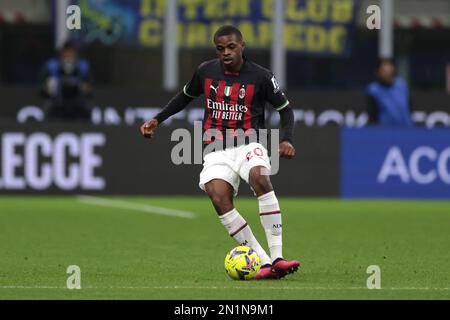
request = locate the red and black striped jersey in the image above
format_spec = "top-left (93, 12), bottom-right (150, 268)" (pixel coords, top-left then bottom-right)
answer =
top-left (182, 58), bottom-right (291, 143)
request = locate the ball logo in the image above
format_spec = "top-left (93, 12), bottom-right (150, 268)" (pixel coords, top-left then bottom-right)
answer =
top-left (239, 87), bottom-right (246, 99)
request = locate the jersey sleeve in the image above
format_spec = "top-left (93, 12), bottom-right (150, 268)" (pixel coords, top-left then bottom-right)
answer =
top-left (264, 72), bottom-right (290, 111)
top-left (183, 66), bottom-right (203, 98)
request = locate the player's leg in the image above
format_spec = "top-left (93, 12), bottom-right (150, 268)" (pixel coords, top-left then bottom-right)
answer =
top-left (248, 167), bottom-right (281, 259)
top-left (199, 151), bottom-right (278, 279)
top-left (204, 179), bottom-right (278, 280)
top-left (204, 179), bottom-right (274, 271)
top-left (204, 179), bottom-right (234, 214)
top-left (248, 166), bottom-right (300, 277)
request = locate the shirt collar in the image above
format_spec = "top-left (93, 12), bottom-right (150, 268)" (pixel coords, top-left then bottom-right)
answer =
top-left (221, 56), bottom-right (247, 76)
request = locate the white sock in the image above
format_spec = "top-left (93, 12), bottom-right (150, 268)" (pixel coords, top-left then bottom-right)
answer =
top-left (258, 191), bottom-right (283, 262)
top-left (219, 208), bottom-right (271, 266)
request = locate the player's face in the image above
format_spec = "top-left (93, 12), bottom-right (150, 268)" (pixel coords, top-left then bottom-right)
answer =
top-left (61, 48), bottom-right (77, 61)
top-left (60, 48), bottom-right (78, 74)
top-left (214, 34), bottom-right (245, 70)
top-left (377, 62), bottom-right (395, 83)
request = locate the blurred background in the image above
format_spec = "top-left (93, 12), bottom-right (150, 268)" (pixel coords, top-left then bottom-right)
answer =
top-left (0, 0), bottom-right (449, 198)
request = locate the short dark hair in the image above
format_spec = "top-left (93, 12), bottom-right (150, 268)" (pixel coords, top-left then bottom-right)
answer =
top-left (376, 58), bottom-right (394, 70)
top-left (214, 25), bottom-right (243, 42)
top-left (61, 40), bottom-right (78, 53)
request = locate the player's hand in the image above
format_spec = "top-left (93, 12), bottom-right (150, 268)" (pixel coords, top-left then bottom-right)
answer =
top-left (140, 118), bottom-right (159, 139)
top-left (279, 141), bottom-right (295, 159)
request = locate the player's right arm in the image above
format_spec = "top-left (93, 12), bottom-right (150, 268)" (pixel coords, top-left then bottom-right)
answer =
top-left (140, 65), bottom-right (204, 139)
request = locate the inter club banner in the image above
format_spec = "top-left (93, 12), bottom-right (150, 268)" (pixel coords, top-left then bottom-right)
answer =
top-left (68, 0), bottom-right (359, 56)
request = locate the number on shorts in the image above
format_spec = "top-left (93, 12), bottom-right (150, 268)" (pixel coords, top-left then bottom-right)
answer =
top-left (246, 147), bottom-right (264, 161)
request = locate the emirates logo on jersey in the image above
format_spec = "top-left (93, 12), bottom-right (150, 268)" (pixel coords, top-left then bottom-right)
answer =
top-left (206, 99), bottom-right (248, 113)
top-left (239, 87), bottom-right (246, 99)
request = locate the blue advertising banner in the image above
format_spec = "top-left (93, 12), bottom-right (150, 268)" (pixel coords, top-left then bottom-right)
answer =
top-left (69, 0), bottom-right (358, 56)
top-left (341, 128), bottom-right (450, 199)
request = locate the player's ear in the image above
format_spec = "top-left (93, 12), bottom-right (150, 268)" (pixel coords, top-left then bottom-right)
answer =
top-left (241, 41), bottom-right (246, 51)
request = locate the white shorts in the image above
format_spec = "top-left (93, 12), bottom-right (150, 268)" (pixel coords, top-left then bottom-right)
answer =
top-left (199, 142), bottom-right (271, 196)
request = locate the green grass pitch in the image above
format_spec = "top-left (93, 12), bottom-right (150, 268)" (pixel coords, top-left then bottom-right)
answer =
top-left (0, 196), bottom-right (449, 299)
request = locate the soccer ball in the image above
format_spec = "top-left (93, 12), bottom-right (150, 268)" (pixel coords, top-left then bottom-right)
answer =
top-left (224, 246), bottom-right (261, 280)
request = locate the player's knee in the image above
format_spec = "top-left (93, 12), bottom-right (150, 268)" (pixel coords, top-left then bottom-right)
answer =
top-left (250, 173), bottom-right (273, 195)
top-left (210, 196), bottom-right (233, 214)
top-left (206, 190), bottom-right (233, 213)
top-left (214, 194), bottom-right (232, 207)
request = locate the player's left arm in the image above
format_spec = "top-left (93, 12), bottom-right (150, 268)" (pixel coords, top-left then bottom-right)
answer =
top-left (264, 73), bottom-right (295, 159)
top-left (278, 107), bottom-right (295, 159)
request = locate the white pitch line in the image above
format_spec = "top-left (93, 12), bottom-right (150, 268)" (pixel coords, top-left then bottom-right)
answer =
top-left (117, 286), bottom-right (450, 291)
top-left (0, 286), bottom-right (61, 289)
top-left (77, 195), bottom-right (196, 219)
top-left (1, 285), bottom-right (450, 291)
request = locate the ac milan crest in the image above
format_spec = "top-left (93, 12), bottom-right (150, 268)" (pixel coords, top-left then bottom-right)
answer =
top-left (239, 87), bottom-right (246, 99)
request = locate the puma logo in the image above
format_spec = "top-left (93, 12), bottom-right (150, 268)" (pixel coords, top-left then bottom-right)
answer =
top-left (210, 85), bottom-right (218, 93)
